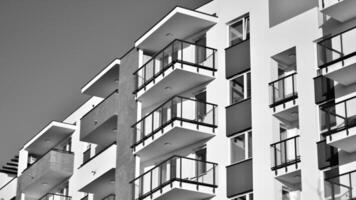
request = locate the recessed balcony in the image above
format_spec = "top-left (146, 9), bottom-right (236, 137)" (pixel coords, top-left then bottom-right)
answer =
top-left (317, 140), bottom-right (339, 170)
top-left (132, 96), bottom-right (217, 162)
top-left (80, 91), bottom-right (118, 146)
top-left (225, 39), bottom-right (250, 79)
top-left (320, 96), bottom-right (356, 152)
top-left (19, 150), bottom-right (74, 199)
top-left (269, 73), bottom-right (298, 112)
top-left (226, 159), bottom-right (253, 198)
top-left (77, 143), bottom-right (117, 200)
top-left (131, 156), bottom-right (218, 200)
top-left (271, 135), bottom-right (300, 178)
top-left (324, 170), bottom-right (356, 200)
top-left (81, 59), bottom-right (120, 98)
top-left (225, 98), bottom-right (251, 137)
top-left (134, 39), bottom-right (217, 109)
top-left (317, 26), bottom-right (356, 86)
top-left (39, 193), bottom-right (72, 200)
top-left (320, 0), bottom-right (356, 22)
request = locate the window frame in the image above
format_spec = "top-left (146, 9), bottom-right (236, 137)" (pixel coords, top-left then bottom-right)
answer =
top-left (229, 71), bottom-right (251, 105)
top-left (227, 14), bottom-right (250, 47)
top-left (229, 130), bottom-right (252, 165)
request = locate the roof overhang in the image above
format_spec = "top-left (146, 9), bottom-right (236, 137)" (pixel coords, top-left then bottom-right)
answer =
top-left (81, 59), bottom-right (120, 98)
top-left (24, 121), bottom-right (76, 156)
top-left (135, 7), bottom-right (217, 53)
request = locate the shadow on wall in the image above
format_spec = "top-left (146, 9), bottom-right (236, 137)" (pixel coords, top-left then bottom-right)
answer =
top-left (269, 0), bottom-right (318, 27)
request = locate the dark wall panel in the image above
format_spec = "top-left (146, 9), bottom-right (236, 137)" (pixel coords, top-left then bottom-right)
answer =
top-left (226, 159), bottom-right (253, 198)
top-left (225, 40), bottom-right (250, 79)
top-left (226, 99), bottom-right (252, 137)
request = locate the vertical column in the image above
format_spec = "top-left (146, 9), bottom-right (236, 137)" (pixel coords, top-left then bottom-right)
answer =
top-left (116, 48), bottom-right (138, 200)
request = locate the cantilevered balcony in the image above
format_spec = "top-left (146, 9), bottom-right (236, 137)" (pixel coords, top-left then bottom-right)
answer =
top-left (131, 156), bottom-right (218, 200)
top-left (324, 170), bottom-right (356, 200)
top-left (39, 193), bottom-right (72, 200)
top-left (81, 59), bottom-right (120, 98)
top-left (320, 96), bottom-right (356, 152)
top-left (80, 91), bottom-right (118, 146)
top-left (19, 149), bottom-right (74, 199)
top-left (317, 26), bottom-right (356, 86)
top-left (77, 143), bottom-right (117, 200)
top-left (320, 0), bottom-right (356, 22)
top-left (269, 73), bottom-right (298, 111)
top-left (134, 39), bottom-right (217, 108)
top-left (135, 7), bottom-right (217, 53)
top-left (226, 159), bottom-right (253, 198)
top-left (271, 136), bottom-right (301, 190)
top-left (132, 96), bottom-right (217, 162)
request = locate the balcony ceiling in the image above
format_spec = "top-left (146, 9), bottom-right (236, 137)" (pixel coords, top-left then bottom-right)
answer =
top-left (321, 0), bottom-right (356, 22)
top-left (80, 169), bottom-right (116, 200)
top-left (24, 121), bottom-right (76, 156)
top-left (81, 59), bottom-right (120, 98)
top-left (156, 188), bottom-right (215, 200)
top-left (135, 7), bottom-right (217, 53)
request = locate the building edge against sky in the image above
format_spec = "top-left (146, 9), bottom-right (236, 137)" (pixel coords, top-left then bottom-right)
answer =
top-left (1, 0), bottom-right (356, 199)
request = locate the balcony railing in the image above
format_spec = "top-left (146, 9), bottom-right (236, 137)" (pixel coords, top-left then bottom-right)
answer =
top-left (320, 96), bottom-right (356, 138)
top-left (317, 26), bottom-right (356, 69)
top-left (132, 96), bottom-right (217, 148)
top-left (271, 135), bottom-right (300, 171)
top-left (131, 155), bottom-right (218, 200)
top-left (79, 142), bottom-right (116, 168)
top-left (321, 0), bottom-right (342, 8)
top-left (325, 170), bottom-right (356, 200)
top-left (39, 193), bottom-right (72, 200)
top-left (269, 73), bottom-right (298, 108)
top-left (134, 39), bottom-right (217, 93)
top-left (317, 140), bottom-right (339, 170)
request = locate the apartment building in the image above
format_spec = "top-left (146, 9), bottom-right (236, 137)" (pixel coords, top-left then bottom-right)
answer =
top-left (1, 0), bottom-right (356, 199)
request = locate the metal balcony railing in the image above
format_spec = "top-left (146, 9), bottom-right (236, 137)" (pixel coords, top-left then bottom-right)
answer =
top-left (269, 73), bottom-right (297, 108)
top-left (320, 96), bottom-right (356, 138)
top-left (131, 155), bottom-right (218, 200)
top-left (132, 96), bottom-right (217, 148)
top-left (271, 135), bottom-right (300, 171)
top-left (133, 39), bottom-right (217, 93)
top-left (317, 26), bottom-right (356, 69)
top-left (39, 193), bottom-right (72, 200)
top-left (324, 170), bottom-right (356, 200)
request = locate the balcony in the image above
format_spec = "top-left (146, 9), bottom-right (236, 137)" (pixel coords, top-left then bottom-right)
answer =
top-left (269, 73), bottom-right (298, 111)
top-left (132, 96), bottom-right (217, 162)
top-left (271, 136), bottom-right (301, 189)
top-left (81, 59), bottom-right (120, 98)
top-left (24, 121), bottom-right (76, 158)
top-left (19, 150), bottom-right (74, 199)
top-left (320, 96), bottom-right (356, 152)
top-left (134, 39), bottom-right (217, 108)
top-left (226, 98), bottom-right (251, 137)
top-left (135, 7), bottom-right (217, 53)
top-left (226, 159), bottom-right (253, 198)
top-left (131, 156), bottom-right (218, 200)
top-left (80, 91), bottom-right (118, 146)
top-left (39, 193), bottom-right (72, 200)
top-left (324, 170), bottom-right (356, 200)
top-left (320, 0), bottom-right (356, 22)
top-left (317, 26), bottom-right (356, 86)
top-left (225, 39), bottom-right (250, 79)
top-left (77, 143), bottom-right (117, 200)
top-left (317, 140), bottom-right (339, 170)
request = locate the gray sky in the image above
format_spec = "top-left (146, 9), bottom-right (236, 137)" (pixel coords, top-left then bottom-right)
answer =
top-left (0, 0), bottom-right (210, 168)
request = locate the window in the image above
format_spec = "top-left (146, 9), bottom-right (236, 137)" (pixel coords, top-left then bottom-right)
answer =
top-left (230, 131), bottom-right (252, 164)
top-left (229, 15), bottom-right (250, 46)
top-left (232, 192), bottom-right (253, 200)
top-left (230, 71), bottom-right (251, 104)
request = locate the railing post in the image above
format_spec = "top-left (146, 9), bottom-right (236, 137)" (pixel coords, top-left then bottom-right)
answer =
top-left (284, 140), bottom-right (288, 172)
top-left (292, 74), bottom-right (296, 104)
top-left (180, 157), bottom-right (182, 187)
top-left (180, 97), bottom-right (183, 126)
top-left (294, 136), bottom-right (298, 169)
top-left (345, 101), bottom-right (349, 136)
top-left (181, 41), bottom-right (183, 69)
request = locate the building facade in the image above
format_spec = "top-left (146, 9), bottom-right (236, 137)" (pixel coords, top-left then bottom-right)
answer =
top-left (1, 0), bottom-right (356, 199)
